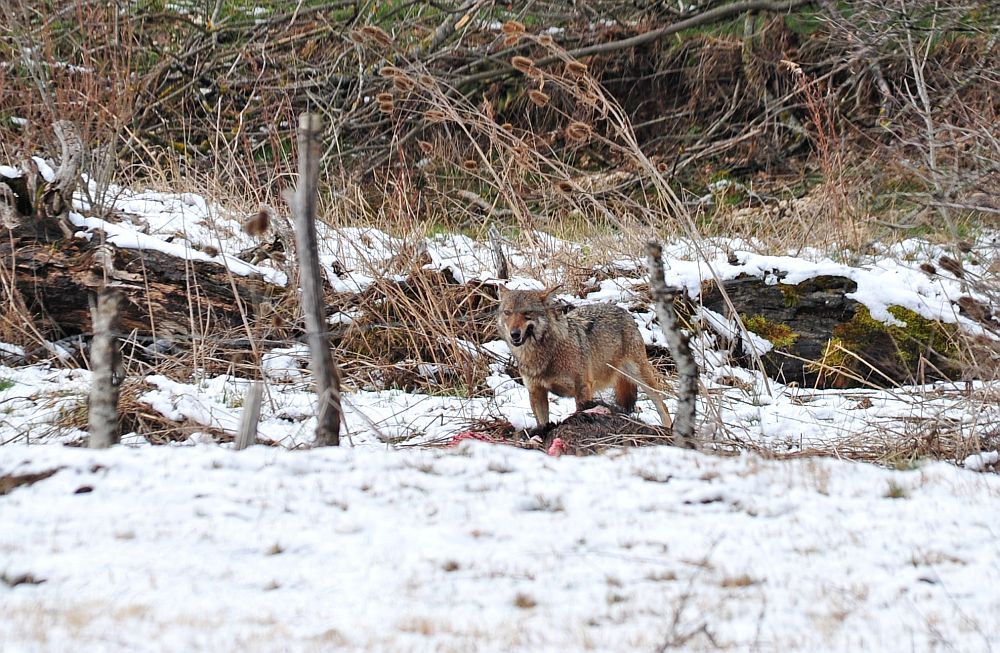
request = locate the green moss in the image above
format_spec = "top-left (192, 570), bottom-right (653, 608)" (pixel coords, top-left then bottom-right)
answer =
top-left (743, 314), bottom-right (799, 349)
top-left (812, 305), bottom-right (961, 381)
top-left (846, 306), bottom-right (958, 362)
top-left (779, 284), bottom-right (801, 308)
top-left (809, 336), bottom-right (849, 375)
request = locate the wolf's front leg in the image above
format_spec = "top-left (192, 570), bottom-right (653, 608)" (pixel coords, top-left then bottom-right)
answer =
top-left (527, 383), bottom-right (551, 428)
top-left (573, 376), bottom-right (593, 412)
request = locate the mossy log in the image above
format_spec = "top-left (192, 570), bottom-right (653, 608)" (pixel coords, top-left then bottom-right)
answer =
top-left (701, 275), bottom-right (964, 388)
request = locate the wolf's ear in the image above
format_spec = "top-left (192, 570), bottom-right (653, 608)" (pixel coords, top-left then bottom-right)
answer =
top-left (539, 284), bottom-right (563, 301)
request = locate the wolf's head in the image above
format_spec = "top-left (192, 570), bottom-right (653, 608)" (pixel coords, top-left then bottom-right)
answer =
top-left (497, 285), bottom-right (561, 347)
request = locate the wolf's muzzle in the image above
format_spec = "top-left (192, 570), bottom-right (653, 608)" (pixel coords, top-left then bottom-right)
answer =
top-left (508, 325), bottom-right (533, 347)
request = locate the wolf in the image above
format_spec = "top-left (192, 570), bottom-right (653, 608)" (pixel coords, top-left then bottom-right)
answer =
top-left (497, 286), bottom-right (673, 430)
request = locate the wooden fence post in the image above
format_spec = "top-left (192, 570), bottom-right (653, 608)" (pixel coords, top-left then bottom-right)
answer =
top-left (289, 113), bottom-right (343, 446)
top-left (234, 380), bottom-right (263, 451)
top-left (646, 241), bottom-right (698, 448)
top-left (88, 288), bottom-right (122, 448)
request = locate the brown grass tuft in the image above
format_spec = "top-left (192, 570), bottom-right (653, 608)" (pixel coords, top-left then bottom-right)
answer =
top-left (513, 593), bottom-right (537, 609)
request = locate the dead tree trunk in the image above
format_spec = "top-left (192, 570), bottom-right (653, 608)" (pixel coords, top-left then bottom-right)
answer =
top-left (647, 242), bottom-right (698, 448)
top-left (88, 289), bottom-right (122, 448)
top-left (288, 113), bottom-right (343, 446)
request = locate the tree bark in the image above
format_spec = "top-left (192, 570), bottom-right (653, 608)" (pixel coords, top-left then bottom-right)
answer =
top-left (88, 289), bottom-right (122, 449)
top-left (647, 242), bottom-right (698, 448)
top-left (289, 113), bottom-right (343, 447)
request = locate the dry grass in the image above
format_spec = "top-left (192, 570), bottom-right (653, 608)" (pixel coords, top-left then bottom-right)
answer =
top-left (332, 268), bottom-right (498, 396)
top-left (0, 3), bottom-right (997, 467)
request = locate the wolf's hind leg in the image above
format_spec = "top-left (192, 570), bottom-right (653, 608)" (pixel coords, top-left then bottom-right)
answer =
top-left (614, 375), bottom-right (638, 412)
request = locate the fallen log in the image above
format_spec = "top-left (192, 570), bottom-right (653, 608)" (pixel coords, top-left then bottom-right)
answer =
top-left (0, 223), bottom-right (284, 345)
top-left (0, 123), bottom-right (287, 351)
top-left (700, 275), bottom-right (965, 388)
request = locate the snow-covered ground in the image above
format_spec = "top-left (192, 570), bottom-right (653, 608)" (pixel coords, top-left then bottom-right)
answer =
top-left (1, 173), bottom-right (999, 651)
top-left (3, 443), bottom-right (1000, 652)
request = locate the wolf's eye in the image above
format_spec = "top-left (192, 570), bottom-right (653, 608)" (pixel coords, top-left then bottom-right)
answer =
top-left (503, 310), bottom-right (513, 316)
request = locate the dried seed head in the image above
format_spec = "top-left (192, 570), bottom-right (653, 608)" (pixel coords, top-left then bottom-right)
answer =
top-left (957, 296), bottom-right (989, 321)
top-left (348, 29), bottom-right (366, 45)
top-left (502, 33), bottom-right (521, 47)
top-left (919, 262), bottom-right (937, 276)
top-left (361, 25), bottom-right (393, 48)
top-left (565, 121), bottom-right (591, 141)
top-left (418, 140), bottom-right (434, 154)
top-left (656, 162), bottom-right (669, 173)
top-left (500, 123), bottom-right (514, 131)
top-left (379, 65), bottom-right (403, 78)
top-left (501, 20), bottom-right (525, 34)
top-left (462, 159), bottom-right (478, 171)
top-left (938, 255), bottom-right (965, 279)
top-left (537, 34), bottom-right (553, 47)
top-left (511, 56), bottom-right (535, 74)
top-left (376, 92), bottom-right (393, 104)
top-left (780, 59), bottom-right (803, 76)
top-left (378, 101), bottom-right (394, 115)
top-left (392, 76), bottom-right (415, 92)
top-left (528, 89), bottom-right (550, 107)
top-left (565, 61), bottom-right (588, 77)
top-left (957, 240), bottom-right (974, 253)
top-left (425, 109), bottom-right (447, 123)
top-left (556, 180), bottom-right (574, 193)
top-left (243, 207), bottom-right (271, 237)
top-left (418, 74), bottom-right (435, 88)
